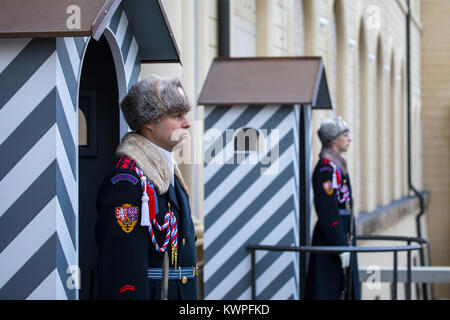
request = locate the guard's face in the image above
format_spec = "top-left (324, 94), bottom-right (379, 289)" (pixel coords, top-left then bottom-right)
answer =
top-left (147, 112), bottom-right (191, 151)
top-left (334, 131), bottom-right (352, 153)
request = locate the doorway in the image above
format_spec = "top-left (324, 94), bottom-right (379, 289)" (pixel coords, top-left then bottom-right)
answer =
top-left (78, 35), bottom-right (119, 300)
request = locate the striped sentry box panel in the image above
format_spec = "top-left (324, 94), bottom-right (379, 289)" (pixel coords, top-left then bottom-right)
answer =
top-left (107, 3), bottom-right (142, 92)
top-left (203, 104), bottom-right (301, 300)
top-left (0, 37), bottom-right (81, 300)
top-left (0, 4), bottom-right (141, 299)
top-left (106, 3), bottom-right (142, 138)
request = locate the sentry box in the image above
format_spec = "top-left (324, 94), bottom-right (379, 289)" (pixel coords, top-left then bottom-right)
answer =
top-left (198, 57), bottom-right (333, 300)
top-left (0, 0), bottom-right (180, 300)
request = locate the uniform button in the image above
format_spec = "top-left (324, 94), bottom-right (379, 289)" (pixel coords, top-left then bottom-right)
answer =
top-left (182, 277), bottom-right (188, 284)
top-left (182, 238), bottom-right (186, 246)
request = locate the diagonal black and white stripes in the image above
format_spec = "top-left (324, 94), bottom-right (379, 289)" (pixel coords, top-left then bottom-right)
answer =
top-left (0, 4), bottom-right (142, 299)
top-left (0, 37), bottom-right (81, 299)
top-left (108, 3), bottom-right (141, 90)
top-left (203, 105), bottom-right (300, 300)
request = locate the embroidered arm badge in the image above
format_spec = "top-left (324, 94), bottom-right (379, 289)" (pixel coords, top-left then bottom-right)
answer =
top-left (322, 180), bottom-right (334, 196)
top-left (115, 204), bottom-right (139, 233)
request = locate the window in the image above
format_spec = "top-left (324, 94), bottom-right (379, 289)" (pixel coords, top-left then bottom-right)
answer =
top-left (78, 108), bottom-right (88, 146)
top-left (78, 90), bottom-right (97, 156)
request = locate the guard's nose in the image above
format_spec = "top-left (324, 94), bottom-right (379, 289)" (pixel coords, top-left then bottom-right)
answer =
top-left (183, 116), bottom-right (191, 129)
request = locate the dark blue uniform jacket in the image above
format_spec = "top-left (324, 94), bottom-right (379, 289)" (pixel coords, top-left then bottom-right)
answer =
top-left (94, 156), bottom-right (198, 300)
top-left (305, 158), bottom-right (360, 300)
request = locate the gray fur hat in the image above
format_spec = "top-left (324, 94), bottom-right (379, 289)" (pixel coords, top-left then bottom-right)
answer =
top-left (317, 116), bottom-right (350, 146)
top-left (120, 74), bottom-right (191, 132)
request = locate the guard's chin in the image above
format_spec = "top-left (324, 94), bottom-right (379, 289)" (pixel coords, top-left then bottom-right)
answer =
top-left (173, 136), bottom-right (188, 151)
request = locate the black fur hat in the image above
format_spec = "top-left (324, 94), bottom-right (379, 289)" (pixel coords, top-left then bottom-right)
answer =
top-left (120, 74), bottom-right (191, 132)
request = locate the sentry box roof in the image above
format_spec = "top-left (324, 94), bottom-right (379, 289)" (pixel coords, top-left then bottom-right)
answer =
top-left (197, 57), bottom-right (332, 109)
top-left (0, 0), bottom-right (180, 63)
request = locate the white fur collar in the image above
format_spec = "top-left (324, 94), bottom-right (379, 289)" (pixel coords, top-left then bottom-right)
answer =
top-left (115, 132), bottom-right (189, 195)
top-left (320, 146), bottom-right (348, 176)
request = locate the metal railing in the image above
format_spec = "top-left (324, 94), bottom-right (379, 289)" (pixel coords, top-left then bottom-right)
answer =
top-left (246, 235), bottom-right (427, 300)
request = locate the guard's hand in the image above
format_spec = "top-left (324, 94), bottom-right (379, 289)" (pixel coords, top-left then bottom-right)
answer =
top-left (339, 252), bottom-right (350, 268)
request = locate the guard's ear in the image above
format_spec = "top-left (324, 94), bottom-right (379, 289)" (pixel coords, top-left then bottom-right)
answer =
top-left (143, 123), bottom-right (153, 131)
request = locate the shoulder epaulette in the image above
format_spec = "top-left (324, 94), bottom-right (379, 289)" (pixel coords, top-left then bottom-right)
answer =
top-left (116, 155), bottom-right (136, 171)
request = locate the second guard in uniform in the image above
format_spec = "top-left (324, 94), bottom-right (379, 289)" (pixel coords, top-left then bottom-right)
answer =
top-left (95, 75), bottom-right (198, 300)
top-left (305, 117), bottom-right (360, 300)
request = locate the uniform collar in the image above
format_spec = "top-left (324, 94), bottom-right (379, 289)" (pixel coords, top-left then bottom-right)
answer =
top-left (147, 139), bottom-right (175, 187)
top-left (115, 132), bottom-right (188, 195)
top-left (319, 146), bottom-right (348, 176)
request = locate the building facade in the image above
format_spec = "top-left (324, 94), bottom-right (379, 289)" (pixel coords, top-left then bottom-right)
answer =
top-left (421, 0), bottom-right (450, 300)
top-left (1, 0), bottom-right (447, 300)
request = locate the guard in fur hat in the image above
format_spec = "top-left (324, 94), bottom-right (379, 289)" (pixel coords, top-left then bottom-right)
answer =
top-left (94, 75), bottom-right (198, 300)
top-left (304, 117), bottom-right (360, 300)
